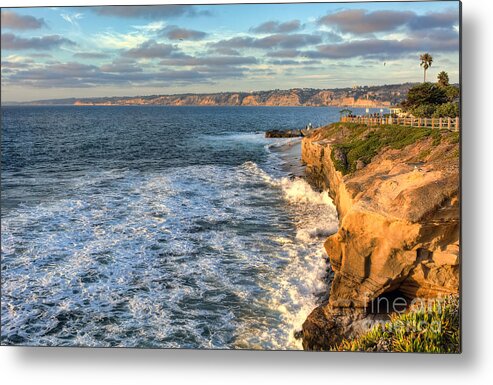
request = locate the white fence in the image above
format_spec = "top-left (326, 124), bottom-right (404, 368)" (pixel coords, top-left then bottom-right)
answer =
top-left (340, 116), bottom-right (460, 132)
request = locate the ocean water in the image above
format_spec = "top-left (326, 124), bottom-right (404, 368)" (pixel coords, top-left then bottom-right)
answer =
top-left (1, 105), bottom-right (379, 349)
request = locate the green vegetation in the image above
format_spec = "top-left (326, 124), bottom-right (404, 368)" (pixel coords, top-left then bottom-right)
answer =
top-left (433, 102), bottom-right (459, 118)
top-left (437, 71), bottom-right (450, 87)
top-left (401, 69), bottom-right (459, 118)
top-left (447, 131), bottom-right (460, 144)
top-left (334, 295), bottom-right (460, 353)
top-left (329, 123), bottom-right (440, 175)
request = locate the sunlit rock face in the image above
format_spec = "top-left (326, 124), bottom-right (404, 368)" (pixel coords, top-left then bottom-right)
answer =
top-left (300, 125), bottom-right (459, 350)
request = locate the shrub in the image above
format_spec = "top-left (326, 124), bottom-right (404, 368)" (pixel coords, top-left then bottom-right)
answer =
top-left (330, 124), bottom-right (437, 175)
top-left (409, 103), bottom-right (437, 118)
top-left (443, 85), bottom-right (460, 102)
top-left (402, 83), bottom-right (448, 111)
top-left (433, 102), bottom-right (459, 118)
top-left (334, 295), bottom-right (460, 353)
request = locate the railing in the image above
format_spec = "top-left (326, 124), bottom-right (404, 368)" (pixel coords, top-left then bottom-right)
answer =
top-left (340, 116), bottom-right (460, 132)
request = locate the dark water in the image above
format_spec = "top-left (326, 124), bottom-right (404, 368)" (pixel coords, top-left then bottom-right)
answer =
top-left (1, 105), bottom-right (379, 349)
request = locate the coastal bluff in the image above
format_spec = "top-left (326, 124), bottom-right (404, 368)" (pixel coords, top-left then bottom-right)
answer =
top-left (300, 123), bottom-right (460, 350)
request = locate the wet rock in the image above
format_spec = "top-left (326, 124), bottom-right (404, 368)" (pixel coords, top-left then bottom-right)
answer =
top-left (265, 129), bottom-right (303, 138)
top-left (302, 306), bottom-right (365, 350)
top-left (293, 330), bottom-right (304, 340)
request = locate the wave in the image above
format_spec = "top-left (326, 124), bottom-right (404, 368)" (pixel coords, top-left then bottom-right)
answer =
top-left (238, 160), bottom-right (338, 347)
top-left (1, 156), bottom-right (338, 349)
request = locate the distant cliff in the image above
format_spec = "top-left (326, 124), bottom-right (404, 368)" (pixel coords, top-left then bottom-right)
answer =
top-left (26, 83), bottom-right (417, 107)
top-left (300, 123), bottom-right (460, 350)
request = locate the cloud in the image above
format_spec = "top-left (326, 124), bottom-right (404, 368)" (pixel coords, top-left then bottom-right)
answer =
top-left (1, 11), bottom-right (47, 30)
top-left (94, 31), bottom-right (148, 49)
top-left (266, 49), bottom-right (301, 58)
top-left (160, 26), bottom-right (207, 41)
top-left (1, 33), bottom-right (75, 50)
top-left (210, 33), bottom-right (322, 52)
top-left (211, 47), bottom-right (241, 56)
top-left (3, 59), bottom-right (250, 89)
top-left (100, 62), bottom-right (143, 73)
top-left (131, 21), bottom-right (166, 33)
top-left (307, 36), bottom-right (458, 59)
top-left (323, 31), bottom-right (344, 43)
top-left (93, 5), bottom-right (209, 19)
top-left (61, 12), bottom-right (84, 26)
top-left (410, 28), bottom-right (459, 41)
top-left (73, 52), bottom-right (110, 59)
top-left (318, 8), bottom-right (458, 35)
top-left (318, 9), bottom-right (414, 34)
top-left (30, 53), bottom-right (52, 58)
top-left (1, 60), bottom-right (33, 69)
top-left (407, 9), bottom-right (459, 30)
top-left (269, 59), bottom-right (302, 65)
top-left (159, 55), bottom-right (258, 67)
top-left (250, 20), bottom-right (302, 34)
top-left (268, 58), bottom-right (321, 67)
top-left (122, 40), bottom-right (178, 59)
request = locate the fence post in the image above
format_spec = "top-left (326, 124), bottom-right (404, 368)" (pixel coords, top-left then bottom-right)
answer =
top-left (448, 117), bottom-right (451, 130)
top-left (432, 117), bottom-right (435, 129)
top-left (424, 118), bottom-right (427, 127)
top-left (439, 118), bottom-right (442, 129)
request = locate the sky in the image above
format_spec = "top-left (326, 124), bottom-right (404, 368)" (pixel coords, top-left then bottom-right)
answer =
top-left (1, 1), bottom-right (460, 102)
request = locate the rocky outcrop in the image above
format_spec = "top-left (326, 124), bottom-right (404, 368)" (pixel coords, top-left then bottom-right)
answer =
top-left (265, 129), bottom-right (304, 138)
top-left (300, 124), bottom-right (460, 350)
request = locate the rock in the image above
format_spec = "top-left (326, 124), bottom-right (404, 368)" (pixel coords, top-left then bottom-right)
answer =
top-left (355, 159), bottom-right (366, 170)
top-left (300, 125), bottom-right (459, 350)
top-left (293, 330), bottom-right (304, 340)
top-left (265, 129), bottom-right (303, 138)
top-left (331, 147), bottom-right (348, 170)
top-left (302, 306), bottom-right (365, 350)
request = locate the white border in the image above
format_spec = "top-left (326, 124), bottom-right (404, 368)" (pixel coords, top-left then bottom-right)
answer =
top-left (1, 0), bottom-right (493, 384)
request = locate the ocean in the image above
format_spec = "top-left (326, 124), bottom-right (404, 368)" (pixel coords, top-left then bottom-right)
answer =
top-left (1, 105), bottom-right (383, 349)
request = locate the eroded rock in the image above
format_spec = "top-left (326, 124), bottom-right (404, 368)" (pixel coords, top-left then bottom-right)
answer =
top-left (300, 125), bottom-right (460, 350)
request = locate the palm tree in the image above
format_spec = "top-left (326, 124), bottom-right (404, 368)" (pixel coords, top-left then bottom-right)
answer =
top-left (437, 71), bottom-right (449, 87)
top-left (420, 53), bottom-right (433, 82)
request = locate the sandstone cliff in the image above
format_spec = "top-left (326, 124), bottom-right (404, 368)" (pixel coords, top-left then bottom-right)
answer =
top-left (300, 123), bottom-right (460, 350)
top-left (31, 84), bottom-right (415, 107)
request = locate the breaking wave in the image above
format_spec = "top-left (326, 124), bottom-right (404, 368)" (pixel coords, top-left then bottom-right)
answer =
top-left (1, 111), bottom-right (339, 350)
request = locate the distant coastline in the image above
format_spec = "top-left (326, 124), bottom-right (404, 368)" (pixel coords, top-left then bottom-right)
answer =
top-left (6, 83), bottom-right (423, 107)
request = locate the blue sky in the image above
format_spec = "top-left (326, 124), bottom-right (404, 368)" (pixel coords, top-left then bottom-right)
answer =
top-left (1, 1), bottom-right (460, 102)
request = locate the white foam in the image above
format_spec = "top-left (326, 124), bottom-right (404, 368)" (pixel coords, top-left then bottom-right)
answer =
top-left (280, 177), bottom-right (334, 206)
top-left (1, 157), bottom-right (339, 350)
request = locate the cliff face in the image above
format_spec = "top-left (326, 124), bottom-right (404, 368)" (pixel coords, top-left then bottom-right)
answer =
top-left (300, 124), bottom-right (460, 350)
top-left (36, 85), bottom-right (415, 107)
top-left (71, 90), bottom-right (392, 107)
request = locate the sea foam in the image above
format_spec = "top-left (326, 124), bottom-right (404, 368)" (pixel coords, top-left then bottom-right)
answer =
top-left (1, 136), bottom-right (338, 350)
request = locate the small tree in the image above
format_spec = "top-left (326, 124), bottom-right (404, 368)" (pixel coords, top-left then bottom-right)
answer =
top-left (444, 85), bottom-right (460, 102)
top-left (401, 82), bottom-right (448, 117)
top-left (437, 71), bottom-right (450, 87)
top-left (420, 53), bottom-right (433, 82)
top-left (402, 82), bottom-right (447, 108)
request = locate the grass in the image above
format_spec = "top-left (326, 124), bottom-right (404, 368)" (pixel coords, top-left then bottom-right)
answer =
top-left (333, 295), bottom-right (460, 353)
top-left (326, 123), bottom-right (445, 175)
top-left (446, 131), bottom-right (460, 144)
